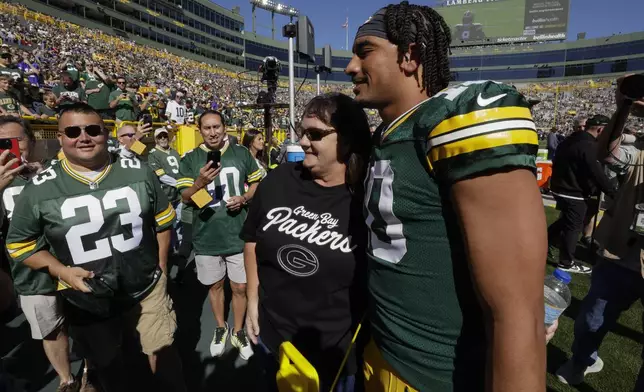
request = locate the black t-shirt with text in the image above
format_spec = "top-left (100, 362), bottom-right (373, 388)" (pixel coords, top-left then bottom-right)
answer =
top-left (240, 162), bottom-right (367, 384)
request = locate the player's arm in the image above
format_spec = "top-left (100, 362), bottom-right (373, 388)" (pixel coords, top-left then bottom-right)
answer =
top-left (6, 184), bottom-right (92, 292)
top-left (429, 84), bottom-right (545, 391)
top-left (147, 166), bottom-right (176, 273)
top-left (451, 170), bottom-right (546, 392)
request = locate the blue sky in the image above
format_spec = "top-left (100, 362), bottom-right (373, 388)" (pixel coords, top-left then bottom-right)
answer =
top-left (214, 0), bottom-right (644, 51)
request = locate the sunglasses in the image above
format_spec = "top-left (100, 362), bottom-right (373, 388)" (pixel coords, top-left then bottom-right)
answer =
top-left (63, 124), bottom-right (103, 138)
top-left (119, 133), bottom-right (136, 138)
top-left (156, 134), bottom-right (169, 139)
top-left (296, 127), bottom-right (336, 141)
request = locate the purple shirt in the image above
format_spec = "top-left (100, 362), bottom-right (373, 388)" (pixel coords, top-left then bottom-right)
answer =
top-left (17, 61), bottom-right (40, 87)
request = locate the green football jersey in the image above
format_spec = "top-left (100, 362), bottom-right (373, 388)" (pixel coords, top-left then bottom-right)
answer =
top-left (3, 174), bottom-right (57, 295)
top-left (6, 155), bottom-right (176, 299)
top-left (148, 146), bottom-right (181, 203)
top-left (177, 143), bottom-right (264, 255)
top-left (365, 81), bottom-right (538, 391)
top-left (84, 74), bottom-right (113, 110)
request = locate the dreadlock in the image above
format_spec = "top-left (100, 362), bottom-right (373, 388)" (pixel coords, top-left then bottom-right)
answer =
top-left (384, 1), bottom-right (452, 97)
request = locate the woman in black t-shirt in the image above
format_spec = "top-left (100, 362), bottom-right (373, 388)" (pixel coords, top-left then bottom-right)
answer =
top-left (241, 93), bottom-right (372, 392)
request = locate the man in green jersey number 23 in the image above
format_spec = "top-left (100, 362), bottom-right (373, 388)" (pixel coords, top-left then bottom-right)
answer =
top-left (6, 103), bottom-right (185, 392)
top-left (346, 2), bottom-right (548, 391)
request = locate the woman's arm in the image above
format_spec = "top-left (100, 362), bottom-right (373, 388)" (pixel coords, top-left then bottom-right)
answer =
top-left (244, 242), bottom-right (260, 344)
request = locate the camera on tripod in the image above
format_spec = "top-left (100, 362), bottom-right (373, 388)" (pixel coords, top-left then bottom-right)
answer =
top-left (258, 56), bottom-right (281, 104)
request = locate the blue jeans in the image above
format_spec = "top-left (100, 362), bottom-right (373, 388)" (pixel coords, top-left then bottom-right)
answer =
top-left (255, 337), bottom-right (355, 392)
top-left (571, 261), bottom-right (644, 390)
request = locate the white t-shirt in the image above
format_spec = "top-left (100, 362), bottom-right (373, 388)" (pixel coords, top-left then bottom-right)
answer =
top-left (165, 100), bottom-right (187, 124)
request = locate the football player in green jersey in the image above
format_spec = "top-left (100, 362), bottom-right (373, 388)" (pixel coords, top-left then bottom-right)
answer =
top-left (6, 104), bottom-right (185, 392)
top-left (178, 110), bottom-right (264, 360)
top-left (345, 2), bottom-right (547, 391)
top-left (0, 116), bottom-right (81, 392)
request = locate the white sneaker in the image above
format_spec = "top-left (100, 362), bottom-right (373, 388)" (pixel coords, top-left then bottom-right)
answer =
top-left (231, 329), bottom-right (254, 360)
top-left (209, 323), bottom-right (229, 357)
top-left (558, 262), bottom-right (592, 274)
top-left (556, 357), bottom-right (604, 385)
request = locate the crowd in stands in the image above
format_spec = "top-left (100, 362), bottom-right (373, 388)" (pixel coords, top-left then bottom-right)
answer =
top-left (2, 3), bottom-right (641, 136)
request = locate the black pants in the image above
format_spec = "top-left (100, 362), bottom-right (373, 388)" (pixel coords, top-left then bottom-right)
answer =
top-left (548, 197), bottom-right (589, 266)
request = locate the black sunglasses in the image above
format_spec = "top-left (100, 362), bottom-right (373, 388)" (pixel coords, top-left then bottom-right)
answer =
top-left (63, 124), bottom-right (103, 138)
top-left (119, 133), bottom-right (136, 138)
top-left (297, 127), bottom-right (336, 141)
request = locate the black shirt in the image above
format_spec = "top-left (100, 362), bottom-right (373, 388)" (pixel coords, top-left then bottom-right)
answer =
top-left (240, 162), bottom-right (367, 383)
top-left (550, 131), bottom-right (615, 199)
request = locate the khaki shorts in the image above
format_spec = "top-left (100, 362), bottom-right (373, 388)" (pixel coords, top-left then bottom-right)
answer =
top-left (130, 273), bottom-right (177, 355)
top-left (67, 273), bottom-right (177, 365)
top-left (20, 294), bottom-right (64, 340)
top-left (195, 253), bottom-right (246, 285)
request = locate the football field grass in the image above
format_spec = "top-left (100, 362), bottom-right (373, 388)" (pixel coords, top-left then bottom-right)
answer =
top-left (544, 207), bottom-right (643, 392)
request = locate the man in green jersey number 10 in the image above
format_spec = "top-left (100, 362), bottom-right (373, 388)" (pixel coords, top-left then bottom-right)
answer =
top-left (178, 110), bottom-right (264, 361)
top-left (346, 2), bottom-right (548, 391)
top-left (6, 104), bottom-right (185, 392)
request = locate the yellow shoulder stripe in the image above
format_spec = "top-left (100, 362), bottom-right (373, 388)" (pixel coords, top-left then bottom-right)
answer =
top-left (429, 129), bottom-right (538, 162)
top-left (7, 239), bottom-right (38, 259)
top-left (155, 168), bottom-right (166, 176)
top-left (155, 203), bottom-right (175, 224)
top-left (431, 106), bottom-right (532, 138)
top-left (157, 209), bottom-right (176, 227)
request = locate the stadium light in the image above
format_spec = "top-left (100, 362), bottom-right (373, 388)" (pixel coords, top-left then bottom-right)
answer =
top-left (250, 0), bottom-right (299, 17)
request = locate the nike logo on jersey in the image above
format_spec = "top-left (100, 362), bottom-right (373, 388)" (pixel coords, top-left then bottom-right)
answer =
top-left (477, 93), bottom-right (507, 107)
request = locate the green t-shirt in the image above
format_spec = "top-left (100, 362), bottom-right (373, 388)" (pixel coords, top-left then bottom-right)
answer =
top-left (148, 146), bottom-right (181, 203)
top-left (83, 73), bottom-right (113, 110)
top-left (109, 89), bottom-right (137, 121)
top-left (6, 155), bottom-right (176, 299)
top-left (364, 81), bottom-right (538, 391)
top-left (177, 143), bottom-right (264, 255)
top-left (52, 84), bottom-right (86, 107)
top-left (0, 90), bottom-right (21, 115)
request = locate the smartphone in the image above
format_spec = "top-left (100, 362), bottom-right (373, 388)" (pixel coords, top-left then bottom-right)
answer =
top-left (142, 113), bottom-right (153, 127)
top-left (0, 138), bottom-right (21, 170)
top-left (207, 150), bottom-right (221, 167)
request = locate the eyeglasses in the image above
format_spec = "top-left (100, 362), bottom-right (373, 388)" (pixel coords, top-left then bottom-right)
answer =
top-left (119, 133), bottom-right (136, 138)
top-left (116, 81), bottom-right (126, 85)
top-left (296, 127), bottom-right (337, 141)
top-left (63, 124), bottom-right (103, 138)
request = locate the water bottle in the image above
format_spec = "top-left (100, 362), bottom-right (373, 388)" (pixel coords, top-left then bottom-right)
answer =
top-left (544, 269), bottom-right (572, 326)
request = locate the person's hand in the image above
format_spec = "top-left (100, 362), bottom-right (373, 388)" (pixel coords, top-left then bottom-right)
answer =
top-left (226, 195), bottom-right (245, 211)
top-left (245, 297), bottom-right (260, 344)
top-left (546, 319), bottom-right (558, 344)
top-left (58, 266), bottom-right (94, 293)
top-left (616, 75), bottom-right (644, 116)
top-left (0, 150), bottom-right (24, 191)
top-left (137, 121), bottom-right (153, 136)
top-left (195, 161), bottom-right (220, 189)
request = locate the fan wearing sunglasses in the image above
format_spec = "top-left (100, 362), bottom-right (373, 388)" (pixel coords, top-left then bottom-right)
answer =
top-left (6, 103), bottom-right (186, 392)
top-left (242, 93), bottom-right (371, 391)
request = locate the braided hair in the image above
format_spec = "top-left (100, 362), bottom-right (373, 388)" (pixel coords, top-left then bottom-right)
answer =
top-left (384, 1), bottom-right (452, 97)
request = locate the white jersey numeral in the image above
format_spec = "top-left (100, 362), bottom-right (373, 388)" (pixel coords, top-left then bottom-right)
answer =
top-left (167, 156), bottom-right (179, 174)
top-left (364, 160), bottom-right (407, 264)
top-left (32, 167), bottom-right (57, 185)
top-left (206, 167), bottom-right (241, 207)
top-left (3, 185), bottom-right (24, 220)
top-left (61, 186), bottom-right (143, 265)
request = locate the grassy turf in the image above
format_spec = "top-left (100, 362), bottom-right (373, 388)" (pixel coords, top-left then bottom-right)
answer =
top-left (544, 207), bottom-right (643, 392)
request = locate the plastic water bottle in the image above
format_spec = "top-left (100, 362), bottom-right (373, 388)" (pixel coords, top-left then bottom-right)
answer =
top-left (544, 269), bottom-right (572, 326)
